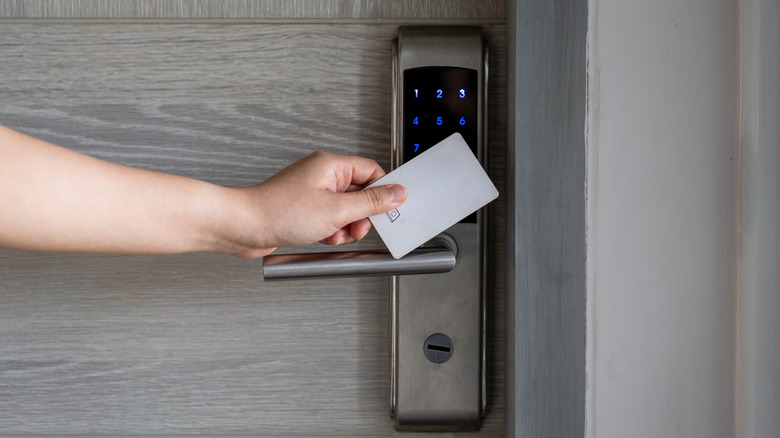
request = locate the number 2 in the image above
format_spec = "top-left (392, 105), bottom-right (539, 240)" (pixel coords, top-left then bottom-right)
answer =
top-left (436, 89), bottom-right (443, 98)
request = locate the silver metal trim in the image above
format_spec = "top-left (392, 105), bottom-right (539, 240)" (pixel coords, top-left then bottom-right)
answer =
top-left (480, 35), bottom-right (489, 421)
top-left (389, 38), bottom-right (400, 418)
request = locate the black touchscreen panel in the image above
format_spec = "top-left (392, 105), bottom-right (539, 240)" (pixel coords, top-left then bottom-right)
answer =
top-left (402, 67), bottom-right (478, 161)
top-left (403, 66), bottom-right (479, 222)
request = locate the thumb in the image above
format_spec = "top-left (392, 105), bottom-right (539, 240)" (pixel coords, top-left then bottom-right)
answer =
top-left (349, 184), bottom-right (407, 219)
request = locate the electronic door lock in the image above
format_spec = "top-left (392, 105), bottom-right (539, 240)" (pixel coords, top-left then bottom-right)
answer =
top-left (390, 26), bottom-right (487, 432)
top-left (261, 26), bottom-right (488, 432)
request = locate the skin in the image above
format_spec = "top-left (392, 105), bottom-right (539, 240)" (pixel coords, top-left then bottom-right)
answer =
top-left (0, 125), bottom-right (407, 259)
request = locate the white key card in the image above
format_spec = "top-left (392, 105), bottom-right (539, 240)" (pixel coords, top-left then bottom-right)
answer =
top-left (367, 133), bottom-right (498, 259)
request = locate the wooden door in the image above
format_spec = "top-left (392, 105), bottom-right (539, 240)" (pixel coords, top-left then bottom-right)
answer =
top-left (0, 3), bottom-right (506, 435)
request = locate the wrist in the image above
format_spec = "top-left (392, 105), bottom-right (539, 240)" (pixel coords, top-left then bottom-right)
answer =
top-left (198, 184), bottom-right (275, 258)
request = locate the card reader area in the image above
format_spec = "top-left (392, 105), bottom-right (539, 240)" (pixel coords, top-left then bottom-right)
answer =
top-left (402, 66), bottom-right (479, 223)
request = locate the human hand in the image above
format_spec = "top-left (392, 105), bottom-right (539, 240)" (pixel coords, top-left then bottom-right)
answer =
top-left (219, 151), bottom-right (407, 259)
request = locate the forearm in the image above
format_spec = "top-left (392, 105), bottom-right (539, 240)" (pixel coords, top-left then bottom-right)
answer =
top-left (0, 125), bottom-right (240, 255)
top-left (1, 125), bottom-right (405, 258)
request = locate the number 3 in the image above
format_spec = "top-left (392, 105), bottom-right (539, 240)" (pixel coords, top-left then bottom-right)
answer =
top-left (459, 88), bottom-right (466, 98)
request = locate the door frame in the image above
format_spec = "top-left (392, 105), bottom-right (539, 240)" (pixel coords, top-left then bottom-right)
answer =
top-left (505, 0), bottom-right (587, 436)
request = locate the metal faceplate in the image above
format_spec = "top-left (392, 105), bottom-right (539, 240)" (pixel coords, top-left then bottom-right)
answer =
top-left (391, 27), bottom-right (488, 432)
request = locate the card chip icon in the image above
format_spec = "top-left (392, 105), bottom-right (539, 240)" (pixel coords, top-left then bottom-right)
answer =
top-left (386, 209), bottom-right (400, 222)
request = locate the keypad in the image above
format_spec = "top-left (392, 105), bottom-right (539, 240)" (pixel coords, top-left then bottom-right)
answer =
top-left (403, 66), bottom-right (479, 223)
top-left (402, 67), bottom-right (478, 162)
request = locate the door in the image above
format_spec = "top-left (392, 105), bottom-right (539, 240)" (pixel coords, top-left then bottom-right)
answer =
top-left (0, 3), bottom-right (506, 435)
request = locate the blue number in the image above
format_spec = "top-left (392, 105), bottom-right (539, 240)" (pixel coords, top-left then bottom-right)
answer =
top-left (459, 89), bottom-right (466, 98)
top-left (436, 89), bottom-right (443, 98)
top-left (414, 89), bottom-right (419, 98)
top-left (436, 116), bottom-right (443, 125)
top-left (459, 116), bottom-right (466, 126)
top-left (413, 116), bottom-right (419, 125)
top-left (413, 143), bottom-right (420, 152)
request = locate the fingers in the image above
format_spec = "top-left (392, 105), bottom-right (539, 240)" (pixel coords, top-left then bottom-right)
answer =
top-left (330, 154), bottom-right (387, 190)
top-left (322, 185), bottom-right (406, 247)
top-left (349, 184), bottom-right (407, 219)
top-left (348, 218), bottom-right (373, 241)
top-left (322, 184), bottom-right (406, 247)
top-left (324, 217), bottom-right (374, 246)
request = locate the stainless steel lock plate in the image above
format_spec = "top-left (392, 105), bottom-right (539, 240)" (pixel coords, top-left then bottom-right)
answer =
top-left (390, 27), bottom-right (488, 432)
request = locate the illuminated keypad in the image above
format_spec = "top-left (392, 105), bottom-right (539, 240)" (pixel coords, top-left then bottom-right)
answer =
top-left (402, 66), bottom-right (479, 223)
top-left (403, 67), bottom-right (478, 160)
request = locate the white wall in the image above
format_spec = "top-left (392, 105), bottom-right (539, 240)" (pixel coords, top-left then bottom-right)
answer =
top-left (586, 1), bottom-right (739, 437)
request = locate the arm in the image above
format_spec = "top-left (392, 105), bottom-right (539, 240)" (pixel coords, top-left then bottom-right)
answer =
top-left (0, 125), bottom-right (406, 258)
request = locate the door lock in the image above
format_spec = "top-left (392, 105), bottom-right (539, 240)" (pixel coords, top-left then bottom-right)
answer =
top-left (390, 26), bottom-right (487, 432)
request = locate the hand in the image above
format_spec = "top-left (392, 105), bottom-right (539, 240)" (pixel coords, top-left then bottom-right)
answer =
top-left (220, 151), bottom-right (407, 258)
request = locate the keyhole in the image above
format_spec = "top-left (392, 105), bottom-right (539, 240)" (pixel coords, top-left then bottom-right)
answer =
top-left (427, 344), bottom-right (451, 353)
top-left (423, 333), bottom-right (454, 364)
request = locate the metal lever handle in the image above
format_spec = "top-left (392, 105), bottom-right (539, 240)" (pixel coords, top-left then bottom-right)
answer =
top-left (262, 237), bottom-right (457, 281)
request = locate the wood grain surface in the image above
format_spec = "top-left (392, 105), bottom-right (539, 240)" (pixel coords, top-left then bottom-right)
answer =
top-left (0, 0), bottom-right (504, 21)
top-left (0, 24), bottom-right (506, 435)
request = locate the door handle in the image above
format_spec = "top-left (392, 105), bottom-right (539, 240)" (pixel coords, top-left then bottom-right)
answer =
top-left (262, 236), bottom-right (457, 281)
